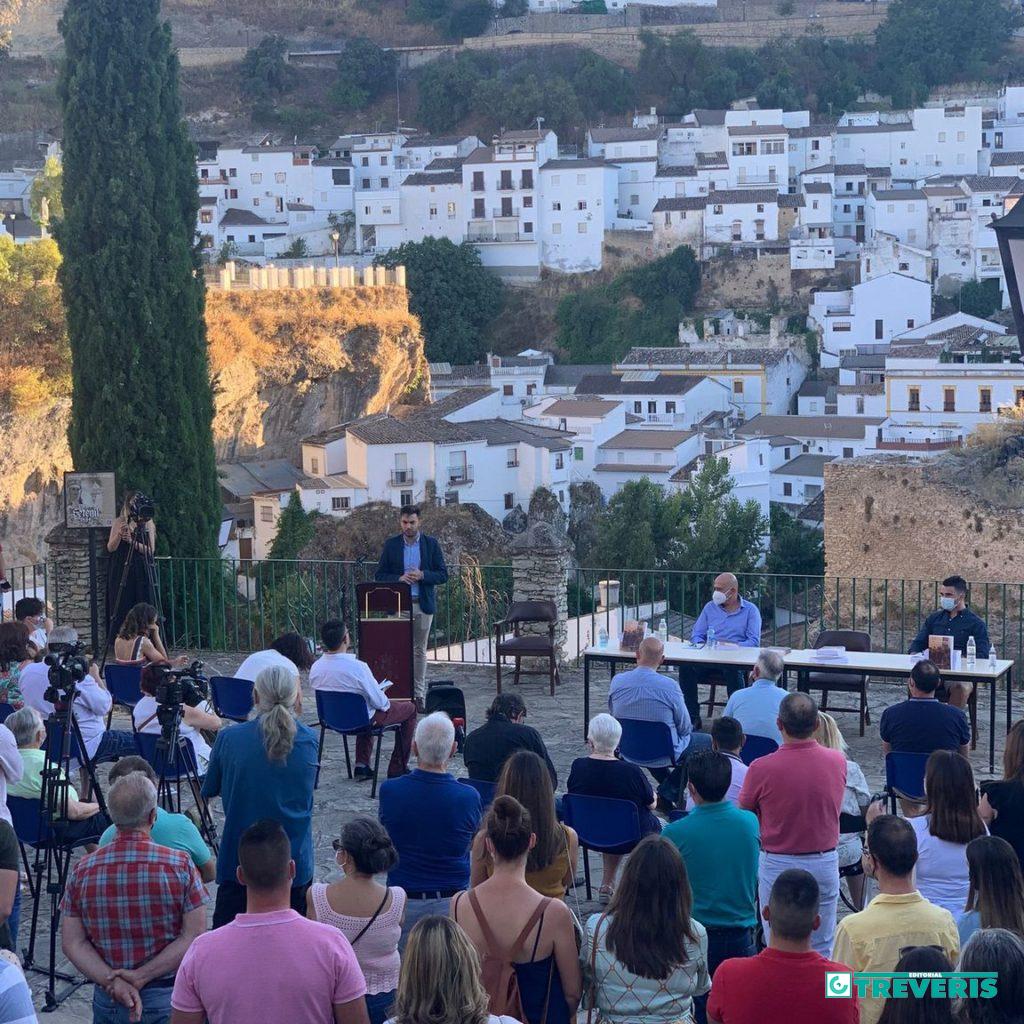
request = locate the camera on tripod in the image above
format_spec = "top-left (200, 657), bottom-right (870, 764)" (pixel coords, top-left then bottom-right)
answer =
top-left (126, 491), bottom-right (155, 523)
top-left (153, 662), bottom-right (209, 740)
top-left (43, 641), bottom-right (90, 709)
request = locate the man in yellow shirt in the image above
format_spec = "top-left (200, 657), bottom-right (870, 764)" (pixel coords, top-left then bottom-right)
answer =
top-left (832, 813), bottom-right (959, 1024)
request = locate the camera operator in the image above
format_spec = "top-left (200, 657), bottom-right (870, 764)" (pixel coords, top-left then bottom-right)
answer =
top-left (19, 626), bottom-right (136, 766)
top-left (106, 491), bottom-right (158, 643)
top-left (134, 665), bottom-right (224, 777)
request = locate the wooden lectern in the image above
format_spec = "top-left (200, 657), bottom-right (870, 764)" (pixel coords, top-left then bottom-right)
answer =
top-left (356, 581), bottom-right (415, 702)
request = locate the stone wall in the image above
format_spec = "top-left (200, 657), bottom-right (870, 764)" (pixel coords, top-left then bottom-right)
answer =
top-left (824, 456), bottom-right (1024, 583)
top-left (510, 521), bottom-right (572, 660)
top-left (45, 524), bottom-right (109, 651)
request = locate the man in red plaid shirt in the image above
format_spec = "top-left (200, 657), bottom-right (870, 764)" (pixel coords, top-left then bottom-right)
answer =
top-left (61, 773), bottom-right (208, 1024)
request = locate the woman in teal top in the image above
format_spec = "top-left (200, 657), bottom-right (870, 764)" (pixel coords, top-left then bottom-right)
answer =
top-left (958, 835), bottom-right (1024, 946)
top-left (582, 836), bottom-right (709, 1024)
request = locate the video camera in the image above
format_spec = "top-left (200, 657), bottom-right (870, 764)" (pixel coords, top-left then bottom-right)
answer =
top-left (126, 491), bottom-right (155, 523)
top-left (153, 661), bottom-right (209, 740)
top-left (43, 641), bottom-right (90, 709)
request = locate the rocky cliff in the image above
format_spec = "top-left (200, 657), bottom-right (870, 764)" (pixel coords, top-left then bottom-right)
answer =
top-left (1, 283), bottom-right (427, 564)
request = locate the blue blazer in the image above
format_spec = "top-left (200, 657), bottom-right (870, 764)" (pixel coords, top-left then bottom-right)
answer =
top-left (375, 534), bottom-right (449, 615)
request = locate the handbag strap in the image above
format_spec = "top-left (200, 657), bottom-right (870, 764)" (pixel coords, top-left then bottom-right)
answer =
top-left (587, 913), bottom-right (609, 1024)
top-left (348, 888), bottom-right (390, 947)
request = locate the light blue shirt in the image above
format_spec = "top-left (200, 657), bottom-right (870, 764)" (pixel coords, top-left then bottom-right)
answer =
top-left (691, 597), bottom-right (762, 647)
top-left (958, 909), bottom-right (981, 947)
top-left (403, 535), bottom-right (421, 599)
top-left (723, 677), bottom-right (786, 745)
top-left (608, 665), bottom-right (692, 764)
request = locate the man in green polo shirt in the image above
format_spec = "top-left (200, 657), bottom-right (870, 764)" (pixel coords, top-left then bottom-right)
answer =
top-left (664, 749), bottom-right (760, 1024)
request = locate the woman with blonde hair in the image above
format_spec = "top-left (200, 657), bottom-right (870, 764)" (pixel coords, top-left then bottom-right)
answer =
top-left (385, 915), bottom-right (523, 1024)
top-left (980, 718), bottom-right (1024, 872)
top-left (202, 663), bottom-right (319, 927)
top-left (813, 711), bottom-right (872, 909)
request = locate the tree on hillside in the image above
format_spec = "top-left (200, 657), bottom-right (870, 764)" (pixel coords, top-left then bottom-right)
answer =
top-left (334, 37), bottom-right (396, 112)
top-left (376, 238), bottom-right (504, 364)
top-left (958, 278), bottom-right (1003, 320)
top-left (240, 35), bottom-right (295, 100)
top-left (766, 504), bottom-right (824, 578)
top-left (268, 491), bottom-right (317, 561)
top-left (58, 0), bottom-right (220, 559)
top-left (29, 155), bottom-right (63, 226)
top-left (445, 0), bottom-right (493, 38)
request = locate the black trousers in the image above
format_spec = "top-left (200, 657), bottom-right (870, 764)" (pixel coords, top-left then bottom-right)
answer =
top-left (213, 878), bottom-right (312, 928)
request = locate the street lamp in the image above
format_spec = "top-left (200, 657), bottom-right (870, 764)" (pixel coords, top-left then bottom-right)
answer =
top-left (989, 196), bottom-right (1024, 357)
top-left (330, 228), bottom-right (340, 269)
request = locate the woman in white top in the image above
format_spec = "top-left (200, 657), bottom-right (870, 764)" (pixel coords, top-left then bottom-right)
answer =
top-left (814, 712), bottom-right (872, 909)
top-left (910, 749), bottom-right (987, 916)
top-left (385, 915), bottom-right (522, 1024)
top-left (234, 632), bottom-right (314, 683)
top-left (133, 664), bottom-right (224, 776)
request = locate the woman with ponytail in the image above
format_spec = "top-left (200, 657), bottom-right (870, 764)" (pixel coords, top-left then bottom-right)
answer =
top-left (202, 663), bottom-right (319, 927)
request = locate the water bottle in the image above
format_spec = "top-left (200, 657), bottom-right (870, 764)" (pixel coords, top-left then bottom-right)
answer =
top-left (658, 618), bottom-right (668, 643)
top-left (707, 627), bottom-right (717, 650)
top-left (966, 636), bottom-right (976, 670)
top-left (597, 625), bottom-right (608, 649)
top-left (990, 644), bottom-right (998, 671)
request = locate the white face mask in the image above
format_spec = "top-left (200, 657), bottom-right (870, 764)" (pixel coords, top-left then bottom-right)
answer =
top-left (712, 589), bottom-right (729, 606)
top-left (939, 596), bottom-right (956, 612)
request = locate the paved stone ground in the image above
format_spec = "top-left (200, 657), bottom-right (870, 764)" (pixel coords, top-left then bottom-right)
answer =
top-left (29, 655), bottom-right (1024, 1021)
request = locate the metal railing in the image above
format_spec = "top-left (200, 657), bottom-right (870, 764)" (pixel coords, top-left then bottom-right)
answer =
top-left (389, 469), bottom-right (415, 486)
top-left (0, 564), bottom-right (49, 622)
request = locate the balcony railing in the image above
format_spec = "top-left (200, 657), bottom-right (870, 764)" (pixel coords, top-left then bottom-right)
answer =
top-left (875, 430), bottom-right (963, 451)
top-left (467, 231), bottom-right (525, 243)
top-left (493, 208), bottom-right (519, 218)
top-left (447, 466), bottom-right (473, 485)
top-left (507, 459), bottom-right (519, 468)
top-left (389, 469), bottom-right (415, 486)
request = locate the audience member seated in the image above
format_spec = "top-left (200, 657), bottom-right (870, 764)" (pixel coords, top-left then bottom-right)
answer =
top-left (202, 664), bottom-right (319, 928)
top-left (379, 713), bottom-right (482, 938)
top-left (0, 820), bottom-right (19, 955)
top-left (664, 750), bottom-right (759, 1021)
top-left (582, 835), bottom-right (709, 1024)
top-left (957, 928), bottom-right (1024, 1024)
top-left (171, 818), bottom-right (368, 1024)
top-left (234, 631), bottom-right (315, 683)
top-left (957, 835), bottom-right (1024, 946)
top-left (814, 712), bottom-right (872, 910)
top-left (980, 719), bottom-right (1024, 872)
top-left (908, 574), bottom-right (989, 709)
top-left (98, 757), bottom-right (215, 882)
top-left (707, 869), bottom-right (858, 1024)
top-left (308, 817), bottom-right (405, 1024)
top-left (0, 622), bottom-right (31, 709)
top-left (471, 751), bottom-right (577, 899)
top-left (608, 637), bottom-right (711, 807)
top-left (454, 796), bottom-right (581, 1024)
top-left (60, 773), bottom-right (208, 1023)
top-left (567, 714), bottom-right (661, 901)
top-left (0, 954), bottom-right (37, 1022)
top-left (738, 692), bottom-right (845, 957)
top-left (683, 573), bottom-right (763, 728)
top-left (384, 915), bottom-right (524, 1024)
top-left (876, 946), bottom-right (955, 1024)
top-left (20, 626), bottom-right (136, 765)
top-left (832, 814), bottom-right (959, 1024)
top-left (722, 651), bottom-right (787, 746)
top-left (14, 596), bottom-right (50, 656)
top-left (309, 619), bottom-right (416, 781)
top-left (464, 694), bottom-right (557, 788)
top-left (685, 716), bottom-right (747, 811)
top-left (113, 602), bottom-right (186, 667)
top-left (899, 750), bottom-right (986, 916)
top-left (879, 660), bottom-right (970, 757)
top-left (135, 664), bottom-right (224, 777)
top-left (7, 706), bottom-right (108, 845)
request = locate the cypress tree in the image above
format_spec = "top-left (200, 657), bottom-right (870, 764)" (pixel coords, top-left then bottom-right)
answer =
top-left (57, 0), bottom-right (220, 559)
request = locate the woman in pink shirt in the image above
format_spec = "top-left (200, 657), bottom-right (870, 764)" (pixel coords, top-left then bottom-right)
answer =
top-left (308, 817), bottom-right (406, 1024)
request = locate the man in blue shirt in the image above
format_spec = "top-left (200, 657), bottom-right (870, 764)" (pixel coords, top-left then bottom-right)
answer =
top-left (880, 659), bottom-right (971, 758)
top-left (609, 636), bottom-right (712, 807)
top-left (723, 650), bottom-right (787, 746)
top-left (909, 574), bottom-right (989, 709)
top-left (684, 572), bottom-right (763, 728)
top-left (379, 712), bottom-right (481, 942)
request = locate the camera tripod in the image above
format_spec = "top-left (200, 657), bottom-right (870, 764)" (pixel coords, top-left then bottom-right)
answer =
top-left (21, 696), bottom-right (107, 1011)
top-left (100, 518), bottom-right (162, 671)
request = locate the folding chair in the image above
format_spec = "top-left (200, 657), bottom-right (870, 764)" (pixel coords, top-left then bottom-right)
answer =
top-left (314, 691), bottom-right (402, 799)
top-left (562, 793), bottom-right (642, 900)
top-left (209, 676), bottom-right (255, 724)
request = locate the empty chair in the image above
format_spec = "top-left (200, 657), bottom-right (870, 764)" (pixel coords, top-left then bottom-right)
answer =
top-left (314, 690), bottom-right (402, 799)
top-left (800, 630), bottom-right (872, 736)
top-left (494, 600), bottom-right (560, 696)
top-left (739, 734), bottom-right (779, 765)
top-left (209, 676), bottom-right (255, 724)
top-left (104, 664), bottom-right (142, 725)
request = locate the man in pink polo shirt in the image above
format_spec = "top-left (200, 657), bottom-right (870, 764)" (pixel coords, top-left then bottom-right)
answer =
top-left (738, 691), bottom-right (846, 957)
top-left (171, 819), bottom-right (369, 1024)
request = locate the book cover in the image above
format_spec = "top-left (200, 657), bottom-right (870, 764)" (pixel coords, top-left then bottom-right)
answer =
top-left (620, 621), bottom-right (646, 653)
top-left (928, 634), bottom-right (954, 671)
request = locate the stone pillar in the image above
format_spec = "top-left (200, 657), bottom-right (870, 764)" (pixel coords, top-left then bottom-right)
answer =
top-left (362, 266), bottom-right (374, 287)
top-left (219, 268), bottom-right (231, 290)
top-left (328, 266), bottom-right (341, 288)
top-left (395, 265), bottom-right (406, 288)
top-left (315, 266), bottom-right (328, 287)
top-left (374, 264), bottom-right (387, 287)
top-left (45, 524), bottom-right (109, 651)
top-left (510, 521), bottom-right (572, 661)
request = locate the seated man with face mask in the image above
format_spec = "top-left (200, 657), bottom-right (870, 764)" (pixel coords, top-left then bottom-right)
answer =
top-left (680, 572), bottom-right (763, 729)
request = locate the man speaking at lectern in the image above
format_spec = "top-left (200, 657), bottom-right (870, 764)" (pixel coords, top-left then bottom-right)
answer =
top-left (376, 505), bottom-right (449, 713)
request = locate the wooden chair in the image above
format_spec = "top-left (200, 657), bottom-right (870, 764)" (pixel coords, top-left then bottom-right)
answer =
top-left (494, 600), bottom-right (560, 696)
top-left (800, 629), bottom-right (872, 736)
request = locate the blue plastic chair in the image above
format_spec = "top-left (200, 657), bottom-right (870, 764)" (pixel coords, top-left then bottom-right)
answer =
top-left (458, 778), bottom-right (496, 810)
top-left (315, 691), bottom-right (402, 799)
top-left (209, 676), bottom-right (254, 723)
top-left (617, 718), bottom-right (678, 768)
top-left (562, 793), bottom-right (642, 900)
top-left (104, 665), bottom-right (143, 711)
top-left (885, 751), bottom-right (930, 812)
top-left (0, 704), bottom-right (16, 724)
top-left (740, 734), bottom-right (779, 765)
top-left (42, 718), bottom-right (88, 767)
top-left (134, 730), bottom-right (200, 784)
